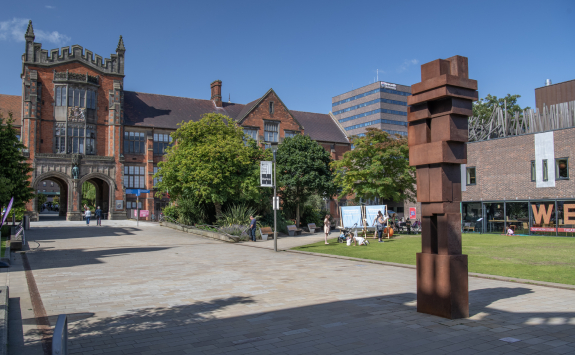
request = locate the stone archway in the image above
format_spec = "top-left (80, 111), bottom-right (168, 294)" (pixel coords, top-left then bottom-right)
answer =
top-left (76, 172), bottom-right (116, 220)
top-left (31, 171), bottom-right (71, 221)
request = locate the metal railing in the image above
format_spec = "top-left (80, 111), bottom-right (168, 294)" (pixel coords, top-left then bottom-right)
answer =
top-left (14, 219), bottom-right (25, 246)
top-left (52, 314), bottom-right (68, 355)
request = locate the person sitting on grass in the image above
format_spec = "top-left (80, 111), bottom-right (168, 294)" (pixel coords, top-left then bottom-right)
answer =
top-left (352, 230), bottom-right (369, 246)
top-left (506, 226), bottom-right (515, 236)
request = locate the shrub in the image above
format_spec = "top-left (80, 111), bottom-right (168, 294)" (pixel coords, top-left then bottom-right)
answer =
top-left (260, 211), bottom-right (293, 234)
top-left (216, 203), bottom-right (258, 227)
top-left (1, 225), bottom-right (10, 238)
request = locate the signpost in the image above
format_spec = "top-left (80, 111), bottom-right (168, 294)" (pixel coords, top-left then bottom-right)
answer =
top-left (126, 189), bottom-right (150, 226)
top-left (260, 161), bottom-right (273, 187)
top-left (261, 156), bottom-right (278, 251)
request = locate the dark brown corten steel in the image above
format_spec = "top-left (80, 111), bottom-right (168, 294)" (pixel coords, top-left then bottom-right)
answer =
top-left (408, 56), bottom-right (478, 319)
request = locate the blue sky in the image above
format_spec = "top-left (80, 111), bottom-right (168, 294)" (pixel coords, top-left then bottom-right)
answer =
top-left (1, 0), bottom-right (574, 113)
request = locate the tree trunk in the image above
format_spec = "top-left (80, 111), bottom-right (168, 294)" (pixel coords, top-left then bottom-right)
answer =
top-left (214, 202), bottom-right (222, 218)
top-left (296, 203), bottom-right (300, 227)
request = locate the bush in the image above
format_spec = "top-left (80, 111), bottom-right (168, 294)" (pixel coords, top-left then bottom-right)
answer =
top-left (161, 199), bottom-right (208, 226)
top-left (300, 205), bottom-right (325, 227)
top-left (216, 204), bottom-right (258, 227)
top-left (1, 225), bottom-right (10, 238)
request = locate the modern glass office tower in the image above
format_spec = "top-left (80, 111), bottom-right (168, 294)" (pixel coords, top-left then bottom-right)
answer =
top-left (331, 81), bottom-right (411, 137)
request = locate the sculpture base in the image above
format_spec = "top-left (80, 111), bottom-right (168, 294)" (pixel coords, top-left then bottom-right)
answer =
top-left (416, 253), bottom-right (469, 319)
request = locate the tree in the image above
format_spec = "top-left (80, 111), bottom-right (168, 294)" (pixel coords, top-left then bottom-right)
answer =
top-left (332, 128), bottom-right (415, 204)
top-left (37, 193), bottom-right (47, 210)
top-left (473, 94), bottom-right (529, 122)
top-left (82, 182), bottom-right (96, 208)
top-left (155, 113), bottom-right (270, 217)
top-left (276, 134), bottom-right (336, 227)
top-left (0, 112), bottom-right (34, 211)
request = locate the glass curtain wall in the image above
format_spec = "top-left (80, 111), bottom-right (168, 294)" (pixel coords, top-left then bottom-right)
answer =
top-left (462, 202), bottom-right (482, 233)
top-left (505, 202), bottom-right (529, 234)
top-left (484, 202), bottom-right (505, 234)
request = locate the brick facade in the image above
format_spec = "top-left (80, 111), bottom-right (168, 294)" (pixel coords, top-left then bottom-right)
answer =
top-left (463, 127), bottom-right (575, 202)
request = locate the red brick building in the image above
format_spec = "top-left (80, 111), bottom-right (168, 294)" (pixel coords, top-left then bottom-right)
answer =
top-left (1, 21), bottom-right (350, 221)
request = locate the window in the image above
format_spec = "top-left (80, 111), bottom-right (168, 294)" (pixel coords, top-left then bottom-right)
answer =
top-left (124, 166), bottom-right (146, 189)
top-left (43, 181), bottom-right (46, 186)
top-left (85, 127), bottom-right (96, 154)
top-left (264, 122), bottom-right (278, 142)
top-left (332, 98), bottom-right (408, 115)
top-left (543, 159), bottom-right (548, 181)
top-left (55, 86), bottom-right (67, 106)
top-left (68, 126), bottom-right (84, 153)
top-left (556, 158), bottom-right (569, 180)
top-left (153, 167), bottom-right (162, 187)
top-left (85, 90), bottom-right (96, 109)
top-left (531, 161), bottom-right (536, 181)
top-left (50, 182), bottom-right (54, 187)
top-left (124, 131), bottom-right (146, 154)
top-left (332, 87), bottom-right (411, 107)
top-left (127, 201), bottom-right (142, 209)
top-left (243, 128), bottom-right (258, 142)
top-left (285, 131), bottom-right (298, 138)
top-left (466, 167), bottom-right (476, 185)
top-left (43, 189), bottom-right (46, 192)
top-left (269, 101), bottom-right (274, 114)
top-left (153, 133), bottom-right (173, 154)
top-left (55, 125), bottom-right (66, 153)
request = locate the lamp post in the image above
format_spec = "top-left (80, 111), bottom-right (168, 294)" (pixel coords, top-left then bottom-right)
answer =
top-left (271, 142), bottom-right (279, 252)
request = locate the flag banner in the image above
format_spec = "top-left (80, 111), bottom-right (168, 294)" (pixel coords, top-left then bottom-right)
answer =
top-left (365, 205), bottom-right (387, 227)
top-left (1, 197), bottom-right (14, 228)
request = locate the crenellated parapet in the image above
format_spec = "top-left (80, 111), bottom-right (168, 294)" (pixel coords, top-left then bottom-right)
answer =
top-left (22, 21), bottom-right (124, 76)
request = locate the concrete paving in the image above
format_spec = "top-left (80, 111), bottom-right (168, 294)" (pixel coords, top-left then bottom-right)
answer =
top-left (7, 220), bottom-right (575, 354)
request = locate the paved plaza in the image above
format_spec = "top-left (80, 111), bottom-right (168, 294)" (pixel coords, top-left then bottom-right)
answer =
top-left (6, 220), bottom-right (575, 354)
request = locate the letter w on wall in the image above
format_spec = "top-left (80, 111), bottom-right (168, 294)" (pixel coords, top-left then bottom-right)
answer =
top-left (531, 204), bottom-right (553, 225)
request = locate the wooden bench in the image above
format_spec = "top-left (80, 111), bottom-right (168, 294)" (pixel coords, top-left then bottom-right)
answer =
top-left (306, 223), bottom-right (321, 233)
top-left (259, 227), bottom-right (273, 240)
top-left (463, 222), bottom-right (475, 232)
top-left (287, 225), bottom-right (302, 236)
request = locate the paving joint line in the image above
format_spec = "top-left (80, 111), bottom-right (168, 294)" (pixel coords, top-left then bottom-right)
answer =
top-left (21, 252), bottom-right (53, 355)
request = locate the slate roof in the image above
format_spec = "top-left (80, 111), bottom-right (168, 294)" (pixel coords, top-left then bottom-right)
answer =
top-left (124, 91), bottom-right (349, 144)
top-left (0, 94), bottom-right (22, 126)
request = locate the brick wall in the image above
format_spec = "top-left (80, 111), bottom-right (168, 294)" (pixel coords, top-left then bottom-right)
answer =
top-left (463, 127), bottom-right (575, 201)
top-left (241, 92), bottom-right (303, 138)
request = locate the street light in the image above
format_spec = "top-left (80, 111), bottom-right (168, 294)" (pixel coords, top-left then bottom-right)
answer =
top-left (271, 142), bottom-right (279, 252)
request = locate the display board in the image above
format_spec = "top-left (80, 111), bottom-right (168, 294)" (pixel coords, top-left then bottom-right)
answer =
top-left (340, 206), bottom-right (363, 228)
top-left (364, 205), bottom-right (387, 227)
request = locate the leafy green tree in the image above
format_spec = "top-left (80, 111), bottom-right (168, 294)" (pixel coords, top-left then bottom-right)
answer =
top-left (37, 193), bottom-right (47, 210)
top-left (276, 134), bottom-right (336, 227)
top-left (473, 94), bottom-right (529, 122)
top-left (332, 128), bottom-right (415, 204)
top-left (81, 182), bottom-right (96, 208)
top-left (155, 113), bottom-right (271, 217)
top-left (0, 112), bottom-right (34, 211)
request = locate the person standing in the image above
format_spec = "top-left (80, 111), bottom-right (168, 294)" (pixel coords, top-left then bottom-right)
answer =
top-left (95, 206), bottom-right (102, 226)
top-left (249, 215), bottom-right (257, 242)
top-left (85, 207), bottom-right (92, 226)
top-left (323, 214), bottom-right (331, 245)
top-left (374, 211), bottom-right (388, 243)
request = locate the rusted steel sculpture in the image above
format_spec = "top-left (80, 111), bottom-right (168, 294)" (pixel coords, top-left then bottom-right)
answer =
top-left (407, 56), bottom-right (477, 319)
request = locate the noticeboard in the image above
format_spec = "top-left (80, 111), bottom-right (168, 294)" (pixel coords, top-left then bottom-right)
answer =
top-left (260, 161), bottom-right (273, 187)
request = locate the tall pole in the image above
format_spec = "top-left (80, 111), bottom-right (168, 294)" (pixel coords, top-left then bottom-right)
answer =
top-left (273, 150), bottom-right (277, 252)
top-left (136, 193), bottom-right (139, 227)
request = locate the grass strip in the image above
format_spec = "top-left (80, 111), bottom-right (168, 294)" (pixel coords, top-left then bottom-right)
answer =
top-left (293, 233), bottom-right (575, 285)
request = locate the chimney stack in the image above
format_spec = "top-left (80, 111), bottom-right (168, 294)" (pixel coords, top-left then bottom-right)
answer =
top-left (211, 80), bottom-right (222, 107)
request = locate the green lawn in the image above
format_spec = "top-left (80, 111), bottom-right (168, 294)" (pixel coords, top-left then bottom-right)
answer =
top-left (293, 233), bottom-right (575, 285)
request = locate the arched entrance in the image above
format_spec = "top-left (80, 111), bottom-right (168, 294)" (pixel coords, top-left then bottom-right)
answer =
top-left (78, 173), bottom-right (114, 219)
top-left (31, 172), bottom-right (70, 220)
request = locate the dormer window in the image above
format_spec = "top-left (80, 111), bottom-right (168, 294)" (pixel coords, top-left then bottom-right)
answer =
top-left (269, 101), bottom-right (274, 114)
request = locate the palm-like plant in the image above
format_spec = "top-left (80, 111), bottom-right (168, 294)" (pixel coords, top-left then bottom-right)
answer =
top-left (216, 203), bottom-right (259, 227)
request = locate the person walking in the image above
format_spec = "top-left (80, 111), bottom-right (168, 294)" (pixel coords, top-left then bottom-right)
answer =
top-left (85, 207), bottom-right (92, 226)
top-left (323, 214), bottom-right (331, 245)
top-left (95, 206), bottom-right (102, 226)
top-left (249, 215), bottom-right (257, 242)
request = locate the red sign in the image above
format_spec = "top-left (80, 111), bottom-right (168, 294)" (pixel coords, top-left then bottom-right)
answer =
top-left (558, 228), bottom-right (575, 233)
top-left (530, 227), bottom-right (556, 232)
top-left (409, 207), bottom-right (416, 220)
top-left (139, 210), bottom-right (149, 218)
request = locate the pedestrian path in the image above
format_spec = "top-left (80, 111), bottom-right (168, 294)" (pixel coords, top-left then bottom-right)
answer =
top-left (8, 221), bottom-right (575, 354)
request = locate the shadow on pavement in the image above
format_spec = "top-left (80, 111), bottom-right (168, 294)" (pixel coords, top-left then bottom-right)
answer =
top-left (26, 227), bottom-right (144, 241)
top-left (20, 288), bottom-right (575, 354)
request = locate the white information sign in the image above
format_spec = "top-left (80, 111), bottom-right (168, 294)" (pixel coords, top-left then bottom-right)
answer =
top-left (260, 161), bottom-right (273, 187)
top-left (381, 81), bottom-right (397, 90)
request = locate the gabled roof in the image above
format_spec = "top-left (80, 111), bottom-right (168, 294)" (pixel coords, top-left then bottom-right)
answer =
top-left (0, 94), bottom-right (22, 126)
top-left (236, 88), bottom-right (304, 130)
top-left (292, 110), bottom-right (349, 144)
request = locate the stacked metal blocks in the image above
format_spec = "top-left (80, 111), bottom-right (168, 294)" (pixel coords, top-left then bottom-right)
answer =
top-left (407, 56), bottom-right (478, 319)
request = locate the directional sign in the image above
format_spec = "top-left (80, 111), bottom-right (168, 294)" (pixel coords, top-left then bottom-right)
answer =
top-left (126, 189), bottom-right (151, 196)
top-left (260, 161), bottom-right (273, 187)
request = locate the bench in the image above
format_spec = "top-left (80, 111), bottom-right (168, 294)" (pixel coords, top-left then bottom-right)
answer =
top-left (259, 227), bottom-right (273, 240)
top-left (463, 222), bottom-right (475, 232)
top-left (306, 223), bottom-right (321, 233)
top-left (287, 225), bottom-right (302, 236)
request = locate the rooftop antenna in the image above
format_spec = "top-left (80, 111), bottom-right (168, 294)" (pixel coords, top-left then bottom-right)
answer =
top-left (377, 69), bottom-right (379, 82)
top-left (228, 93), bottom-right (230, 103)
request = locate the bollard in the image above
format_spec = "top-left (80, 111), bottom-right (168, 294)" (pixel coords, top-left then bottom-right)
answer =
top-left (52, 314), bottom-right (68, 355)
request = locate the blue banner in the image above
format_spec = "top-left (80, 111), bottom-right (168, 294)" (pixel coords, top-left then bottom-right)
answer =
top-left (341, 206), bottom-right (362, 228)
top-left (365, 205), bottom-right (387, 227)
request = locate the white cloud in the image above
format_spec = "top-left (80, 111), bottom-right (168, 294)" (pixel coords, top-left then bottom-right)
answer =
top-left (0, 18), bottom-right (70, 45)
top-left (397, 59), bottom-right (419, 73)
top-left (46, 5), bottom-right (55, 9)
